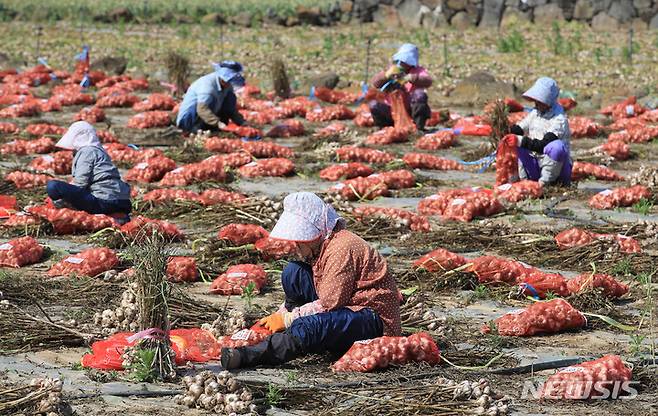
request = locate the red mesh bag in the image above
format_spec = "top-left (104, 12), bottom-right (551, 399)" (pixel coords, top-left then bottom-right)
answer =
top-left (481, 299), bottom-right (586, 336)
top-left (354, 104), bottom-right (374, 127)
top-left (241, 110), bottom-right (277, 125)
top-left (615, 234), bottom-right (641, 253)
top-left (566, 273), bottom-right (629, 298)
top-left (0, 101), bottom-right (41, 118)
top-left (47, 247), bottom-right (119, 277)
top-left (555, 228), bottom-right (595, 249)
top-left (127, 111), bottom-right (171, 129)
top-left (223, 123), bottom-right (262, 139)
top-left (26, 123), bottom-right (66, 136)
top-left (5, 171), bottom-right (53, 189)
top-left (73, 106), bottom-right (105, 123)
top-left (314, 86), bottom-right (358, 105)
top-left (426, 110), bottom-right (449, 127)
top-left (27, 206), bottom-right (116, 234)
top-left (50, 91), bottom-right (94, 107)
top-left (496, 135), bottom-right (518, 186)
top-left (1, 137), bottom-right (55, 155)
top-left (453, 117), bottom-right (492, 136)
top-left (170, 328), bottom-right (220, 363)
top-left (588, 185), bottom-right (651, 209)
top-left (3, 212), bottom-right (40, 227)
top-left (38, 98), bottom-right (62, 113)
top-left (413, 248), bottom-right (466, 272)
top-left (403, 152), bottom-right (463, 171)
top-left (275, 96), bottom-right (317, 118)
top-left (159, 157), bottom-right (226, 186)
top-left (319, 163), bottom-right (373, 181)
top-left (639, 109), bottom-right (658, 123)
top-left (133, 93), bottom-right (176, 111)
top-left (353, 206), bottom-right (430, 232)
top-left (495, 180), bottom-right (543, 203)
top-left (209, 264), bottom-right (268, 295)
top-left (331, 176), bottom-right (389, 201)
top-left (540, 355), bottom-right (632, 400)
top-left (365, 127), bottom-right (410, 145)
top-left (372, 169), bottom-right (416, 189)
top-left (601, 97), bottom-right (645, 121)
top-left (238, 158), bottom-right (294, 177)
top-left (441, 193), bottom-right (503, 222)
top-left (29, 151), bottom-right (74, 174)
top-left (240, 97), bottom-right (275, 112)
top-left (558, 98), bottom-right (577, 111)
top-left (124, 156), bottom-right (177, 183)
top-left (0, 122), bottom-right (19, 134)
top-left (265, 119), bottom-right (305, 138)
top-left (96, 75), bottom-right (132, 88)
top-left (0, 236), bottom-right (43, 268)
top-left (120, 216), bottom-right (184, 241)
top-left (415, 130), bottom-right (455, 150)
top-left (81, 332), bottom-right (135, 370)
top-left (601, 140), bottom-right (630, 160)
top-left (519, 271), bottom-right (570, 298)
top-left (199, 189), bottom-right (247, 206)
top-left (332, 332), bottom-right (440, 372)
top-left (314, 122), bottom-right (347, 138)
top-left (608, 126), bottom-right (658, 144)
top-left (218, 223), bottom-right (269, 246)
top-left (204, 137), bottom-right (243, 153)
top-left (336, 146), bottom-right (394, 164)
top-left (254, 237), bottom-right (297, 260)
top-left (571, 162), bottom-right (624, 181)
top-left (217, 324), bottom-right (273, 350)
top-left (0, 94), bottom-right (30, 106)
top-left (569, 116), bottom-right (600, 138)
top-left (104, 143), bottom-right (137, 164)
top-left (305, 105), bottom-right (354, 122)
top-left (142, 189), bottom-right (202, 204)
top-left (608, 117), bottom-right (645, 131)
top-left (390, 90), bottom-right (416, 133)
top-left (242, 141), bottom-right (294, 158)
top-left (96, 93), bottom-right (140, 108)
top-left (468, 255), bottom-right (530, 284)
top-left (418, 188), bottom-right (482, 215)
top-left (166, 256), bottom-right (198, 282)
top-left (215, 152), bottom-right (252, 168)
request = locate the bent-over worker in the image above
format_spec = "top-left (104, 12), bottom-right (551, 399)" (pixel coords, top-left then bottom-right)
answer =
top-left (511, 77), bottom-right (572, 186)
top-left (46, 121), bottom-right (131, 221)
top-left (221, 192), bottom-right (401, 369)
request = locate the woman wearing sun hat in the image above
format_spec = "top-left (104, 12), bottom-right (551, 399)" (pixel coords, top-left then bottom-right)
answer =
top-left (221, 192), bottom-right (401, 369)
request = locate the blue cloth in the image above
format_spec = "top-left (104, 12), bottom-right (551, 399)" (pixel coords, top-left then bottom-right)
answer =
top-left (392, 43), bottom-right (419, 67)
top-left (47, 180), bottom-right (132, 215)
top-left (281, 261), bottom-right (383, 354)
top-left (523, 77), bottom-right (563, 115)
top-left (176, 71), bottom-right (240, 132)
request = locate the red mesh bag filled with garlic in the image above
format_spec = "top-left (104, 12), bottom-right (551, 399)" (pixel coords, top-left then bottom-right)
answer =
top-left (209, 264), bottom-right (268, 295)
top-left (496, 134), bottom-right (518, 186)
top-left (495, 180), bottom-right (543, 203)
top-left (571, 162), bottom-right (624, 181)
top-left (204, 137), bottom-right (243, 153)
top-left (127, 111), bottom-right (171, 129)
top-left (365, 127), bottom-right (410, 145)
top-left (242, 141), bottom-right (294, 158)
top-left (314, 86), bottom-right (359, 105)
top-left (568, 116), bottom-right (600, 138)
top-left (403, 152), bottom-right (462, 171)
top-left (132, 93), bottom-right (176, 111)
top-left (1, 137), bottom-right (55, 155)
top-left (47, 247), bottom-right (119, 277)
top-left (566, 273), bottom-right (629, 298)
top-left (0, 236), bottom-right (44, 268)
top-left (26, 123), bottom-right (66, 136)
top-left (468, 255), bottom-right (532, 285)
top-left (142, 189), bottom-right (202, 204)
top-left (218, 223), bottom-right (269, 246)
top-left (0, 122), bottom-right (19, 134)
top-left (415, 130), bottom-right (455, 150)
top-left (589, 185), bottom-right (651, 210)
top-left (124, 156), bottom-right (177, 183)
top-left (540, 355), bottom-right (632, 400)
top-left (120, 216), bottom-right (184, 241)
top-left (29, 151), bottom-right (73, 174)
top-left (331, 176), bottom-right (389, 201)
top-left (199, 189), bottom-right (247, 206)
top-left (265, 119), bottom-right (305, 138)
top-left (600, 140), bottom-right (630, 160)
top-left (519, 271), bottom-right (571, 298)
top-left (73, 106), bottom-right (105, 123)
top-left (332, 332), bottom-right (440, 372)
top-left (481, 299), bottom-right (586, 336)
top-left (27, 206), bottom-right (116, 234)
top-left (319, 163), bottom-right (373, 181)
top-left (354, 104), bottom-right (374, 127)
top-left (166, 256), bottom-right (198, 283)
top-left (238, 158), bottom-right (294, 178)
top-left (371, 169), bottom-right (416, 190)
top-left (254, 237), bottom-right (297, 260)
top-left (440, 193), bottom-right (503, 222)
top-left (413, 248), bottom-right (466, 272)
top-left (336, 146), bottom-right (394, 164)
top-left (314, 122), bottom-right (347, 138)
top-left (305, 105), bottom-right (354, 122)
top-left (217, 324), bottom-right (273, 350)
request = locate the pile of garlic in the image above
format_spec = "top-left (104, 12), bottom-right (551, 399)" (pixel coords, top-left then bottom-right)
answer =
top-left (629, 165), bottom-right (658, 188)
top-left (201, 310), bottom-right (246, 339)
top-left (175, 370), bottom-right (256, 415)
top-left (440, 378), bottom-right (509, 415)
top-left (29, 377), bottom-right (63, 415)
top-left (250, 197), bottom-right (282, 226)
top-left (93, 282), bottom-right (139, 336)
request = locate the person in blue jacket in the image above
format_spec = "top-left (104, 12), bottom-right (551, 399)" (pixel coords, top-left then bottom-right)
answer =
top-left (46, 121), bottom-right (131, 222)
top-left (175, 66), bottom-right (246, 133)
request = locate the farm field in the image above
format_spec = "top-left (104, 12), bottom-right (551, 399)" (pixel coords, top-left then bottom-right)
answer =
top-left (0, 19), bottom-right (657, 416)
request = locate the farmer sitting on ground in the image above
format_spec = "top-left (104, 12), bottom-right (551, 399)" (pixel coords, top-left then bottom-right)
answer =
top-left (176, 66), bottom-right (246, 133)
top-left (46, 121), bottom-right (131, 221)
top-left (369, 43), bottom-right (432, 130)
top-left (510, 77), bottom-right (572, 186)
top-left (221, 192), bottom-right (401, 369)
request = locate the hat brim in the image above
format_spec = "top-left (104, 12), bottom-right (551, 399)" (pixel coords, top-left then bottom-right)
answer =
top-left (269, 211), bottom-right (321, 242)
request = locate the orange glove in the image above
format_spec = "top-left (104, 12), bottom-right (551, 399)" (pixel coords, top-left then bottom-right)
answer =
top-left (258, 313), bottom-right (286, 333)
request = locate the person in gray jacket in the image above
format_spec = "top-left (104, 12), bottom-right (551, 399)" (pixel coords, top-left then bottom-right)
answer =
top-left (46, 121), bottom-right (131, 220)
top-left (510, 77), bottom-right (572, 186)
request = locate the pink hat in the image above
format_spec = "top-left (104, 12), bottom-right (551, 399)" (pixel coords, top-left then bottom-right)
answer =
top-left (269, 192), bottom-right (343, 242)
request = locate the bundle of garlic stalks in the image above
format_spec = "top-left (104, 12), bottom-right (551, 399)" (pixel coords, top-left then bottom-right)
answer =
top-left (0, 377), bottom-right (64, 416)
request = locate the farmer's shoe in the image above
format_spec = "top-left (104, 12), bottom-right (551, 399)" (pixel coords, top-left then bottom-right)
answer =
top-left (221, 348), bottom-right (242, 370)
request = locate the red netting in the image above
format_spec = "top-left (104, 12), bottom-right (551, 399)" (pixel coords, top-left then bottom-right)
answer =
top-left (390, 89), bottom-right (416, 133)
top-left (336, 146), bottom-right (394, 164)
top-left (166, 256), bottom-right (198, 282)
top-left (314, 86), bottom-right (359, 105)
top-left (217, 324), bottom-right (273, 350)
top-left (242, 141), bottom-right (294, 158)
top-left (73, 106), bottom-right (105, 123)
top-left (25, 123), bottom-right (66, 136)
top-left (238, 158), bottom-right (294, 177)
top-left (47, 247), bottom-right (119, 277)
top-left (120, 216), bottom-right (184, 241)
top-left (0, 122), bottom-right (19, 134)
top-left (354, 104), bottom-right (374, 127)
top-left (331, 176), bottom-right (389, 201)
top-left (403, 152), bottom-right (463, 171)
top-left (29, 151), bottom-right (73, 174)
top-left (495, 180), bottom-right (543, 203)
top-left (124, 156), bottom-right (177, 183)
top-left (96, 93), bottom-right (140, 108)
top-left (365, 127), bottom-right (410, 145)
top-left (481, 299), bottom-right (586, 336)
top-left (305, 105), bottom-right (354, 122)
top-left (332, 332), bottom-right (440, 372)
top-left (254, 237), bottom-right (297, 260)
top-left (413, 248), bottom-right (466, 272)
top-left (496, 135), bottom-right (518, 186)
top-left (199, 189), bottom-right (247, 206)
top-left (558, 98), bottom-right (577, 111)
top-left (204, 137), bottom-right (243, 153)
top-left (571, 162), bottom-right (624, 181)
top-left (0, 236), bottom-right (44, 268)
top-left (319, 163), bottom-right (373, 181)
top-left (566, 273), bottom-right (629, 298)
top-left (209, 264), bottom-right (268, 295)
top-left (27, 206), bottom-right (116, 234)
top-left (127, 111), bottom-right (171, 129)
top-left (589, 185), bottom-right (651, 209)
top-left (218, 223), bottom-right (269, 246)
top-left (1, 137), bottom-right (55, 155)
top-left (372, 169), bottom-right (416, 189)
top-left (314, 122), bottom-right (347, 138)
top-left (639, 109), bottom-right (658, 123)
top-left (519, 271), bottom-right (570, 298)
top-left (159, 157), bottom-right (227, 186)
top-left (468, 255), bottom-right (530, 284)
top-left (600, 140), bottom-right (630, 160)
top-left (132, 93), bottom-right (177, 111)
top-left (569, 116), bottom-right (600, 138)
top-left (265, 119), bottom-right (305, 138)
top-left (142, 189), bottom-right (202, 204)
top-left (415, 130), bottom-right (456, 150)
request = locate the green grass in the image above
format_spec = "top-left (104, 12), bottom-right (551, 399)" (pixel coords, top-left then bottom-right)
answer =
top-left (631, 198), bottom-right (653, 215)
top-left (611, 258), bottom-right (633, 277)
top-left (497, 30), bottom-right (524, 53)
top-left (266, 383), bottom-right (283, 406)
top-left (127, 348), bottom-right (157, 382)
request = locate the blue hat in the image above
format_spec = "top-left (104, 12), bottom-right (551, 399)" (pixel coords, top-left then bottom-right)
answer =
top-left (392, 43), bottom-right (419, 67)
top-left (214, 67), bottom-right (245, 88)
top-left (212, 61), bottom-right (245, 88)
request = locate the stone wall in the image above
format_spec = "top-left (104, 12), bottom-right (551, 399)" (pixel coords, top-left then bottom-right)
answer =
top-left (283, 0), bottom-right (658, 30)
